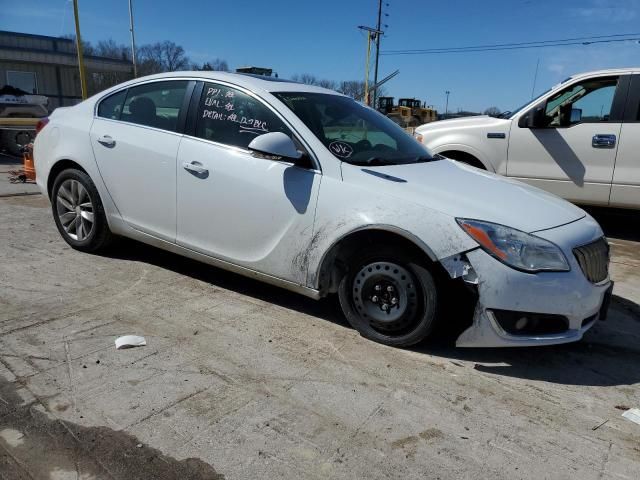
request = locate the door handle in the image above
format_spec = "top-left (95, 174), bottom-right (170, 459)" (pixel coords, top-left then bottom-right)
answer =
top-left (97, 135), bottom-right (116, 148)
top-left (182, 161), bottom-right (209, 176)
top-left (592, 134), bottom-right (616, 149)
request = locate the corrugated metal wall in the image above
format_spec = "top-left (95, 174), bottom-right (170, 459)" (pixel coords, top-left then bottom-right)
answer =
top-left (0, 31), bottom-right (133, 111)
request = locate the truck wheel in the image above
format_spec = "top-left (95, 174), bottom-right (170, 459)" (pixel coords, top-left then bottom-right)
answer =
top-left (51, 169), bottom-right (114, 252)
top-left (440, 151), bottom-right (486, 170)
top-left (338, 247), bottom-right (438, 347)
top-left (1, 129), bottom-right (33, 157)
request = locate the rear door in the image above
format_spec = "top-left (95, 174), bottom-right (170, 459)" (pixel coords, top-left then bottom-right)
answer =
top-left (610, 74), bottom-right (640, 208)
top-left (90, 80), bottom-right (193, 241)
top-left (176, 81), bottom-right (321, 285)
top-left (507, 75), bottom-right (628, 206)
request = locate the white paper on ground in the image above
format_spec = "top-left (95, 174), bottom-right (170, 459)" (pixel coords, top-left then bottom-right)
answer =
top-left (622, 408), bottom-right (640, 425)
top-left (115, 335), bottom-right (147, 349)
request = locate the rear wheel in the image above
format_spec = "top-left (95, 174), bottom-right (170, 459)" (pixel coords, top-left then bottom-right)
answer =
top-left (51, 169), bottom-right (114, 252)
top-left (338, 247), bottom-right (438, 347)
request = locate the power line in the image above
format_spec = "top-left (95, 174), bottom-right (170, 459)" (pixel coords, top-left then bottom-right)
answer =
top-left (382, 34), bottom-right (640, 56)
top-left (383, 32), bottom-right (640, 53)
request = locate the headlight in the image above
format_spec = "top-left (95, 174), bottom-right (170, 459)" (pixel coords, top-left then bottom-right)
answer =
top-left (456, 218), bottom-right (569, 272)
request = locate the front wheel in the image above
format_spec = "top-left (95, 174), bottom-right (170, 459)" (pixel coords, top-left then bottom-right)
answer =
top-left (338, 248), bottom-right (438, 347)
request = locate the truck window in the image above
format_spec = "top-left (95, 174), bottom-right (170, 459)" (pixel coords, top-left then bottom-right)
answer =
top-left (544, 77), bottom-right (618, 126)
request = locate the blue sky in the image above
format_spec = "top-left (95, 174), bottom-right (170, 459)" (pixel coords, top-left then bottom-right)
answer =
top-left (3, 0), bottom-right (640, 113)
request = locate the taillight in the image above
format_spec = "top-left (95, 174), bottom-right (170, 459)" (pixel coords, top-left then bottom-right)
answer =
top-left (35, 117), bottom-right (49, 136)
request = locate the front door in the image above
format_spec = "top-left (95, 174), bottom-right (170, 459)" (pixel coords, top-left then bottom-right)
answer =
top-left (507, 75), bottom-right (626, 206)
top-left (610, 74), bottom-right (640, 208)
top-left (176, 82), bottom-right (320, 285)
top-left (90, 80), bottom-right (190, 241)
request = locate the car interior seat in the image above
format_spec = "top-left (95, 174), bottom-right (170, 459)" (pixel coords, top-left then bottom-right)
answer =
top-left (129, 96), bottom-right (164, 129)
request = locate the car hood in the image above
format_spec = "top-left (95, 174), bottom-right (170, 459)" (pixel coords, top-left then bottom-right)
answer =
top-left (341, 159), bottom-right (585, 233)
top-left (415, 115), bottom-right (510, 133)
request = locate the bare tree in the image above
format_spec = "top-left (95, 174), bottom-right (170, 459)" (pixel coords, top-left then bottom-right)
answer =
top-left (317, 78), bottom-right (338, 90)
top-left (137, 41), bottom-right (190, 74)
top-left (484, 106), bottom-right (502, 117)
top-left (194, 58), bottom-right (230, 71)
top-left (291, 73), bottom-right (319, 85)
top-left (93, 39), bottom-right (130, 61)
top-left (339, 80), bottom-right (366, 99)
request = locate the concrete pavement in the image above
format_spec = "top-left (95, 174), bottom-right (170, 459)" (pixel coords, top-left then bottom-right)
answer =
top-left (0, 194), bottom-right (639, 479)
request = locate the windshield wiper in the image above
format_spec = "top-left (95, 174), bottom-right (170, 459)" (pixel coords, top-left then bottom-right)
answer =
top-left (347, 157), bottom-right (399, 166)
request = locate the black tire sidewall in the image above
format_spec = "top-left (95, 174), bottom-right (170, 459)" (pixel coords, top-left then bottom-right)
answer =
top-left (338, 248), bottom-right (438, 347)
top-left (51, 169), bottom-right (110, 252)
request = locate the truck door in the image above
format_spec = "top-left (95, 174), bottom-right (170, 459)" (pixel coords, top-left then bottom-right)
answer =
top-left (507, 74), bottom-right (629, 206)
top-left (610, 74), bottom-right (640, 208)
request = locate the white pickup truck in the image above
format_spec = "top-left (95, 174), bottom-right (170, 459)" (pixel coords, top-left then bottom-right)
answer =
top-left (415, 69), bottom-right (640, 209)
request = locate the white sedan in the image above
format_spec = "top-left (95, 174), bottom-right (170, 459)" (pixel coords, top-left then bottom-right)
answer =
top-left (34, 72), bottom-right (612, 348)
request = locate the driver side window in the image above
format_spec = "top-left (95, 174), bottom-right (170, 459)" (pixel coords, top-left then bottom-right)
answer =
top-left (544, 77), bottom-right (618, 127)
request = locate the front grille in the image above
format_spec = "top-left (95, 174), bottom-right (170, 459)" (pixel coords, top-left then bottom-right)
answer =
top-left (573, 237), bottom-right (609, 283)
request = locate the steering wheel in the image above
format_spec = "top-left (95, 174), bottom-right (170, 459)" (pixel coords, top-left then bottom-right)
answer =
top-left (355, 139), bottom-right (372, 150)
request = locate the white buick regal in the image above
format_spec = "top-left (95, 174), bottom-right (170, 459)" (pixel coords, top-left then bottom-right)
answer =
top-left (34, 72), bottom-right (613, 348)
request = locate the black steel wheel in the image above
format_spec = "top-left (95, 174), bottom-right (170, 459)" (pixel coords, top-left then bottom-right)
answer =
top-left (338, 247), bottom-right (437, 347)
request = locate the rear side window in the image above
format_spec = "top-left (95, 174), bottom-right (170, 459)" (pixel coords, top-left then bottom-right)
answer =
top-left (195, 82), bottom-right (291, 149)
top-left (97, 89), bottom-right (127, 120)
top-left (121, 81), bottom-right (188, 132)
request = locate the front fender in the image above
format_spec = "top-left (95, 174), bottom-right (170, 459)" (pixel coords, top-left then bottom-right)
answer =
top-left (430, 143), bottom-right (495, 172)
top-left (305, 176), bottom-right (477, 289)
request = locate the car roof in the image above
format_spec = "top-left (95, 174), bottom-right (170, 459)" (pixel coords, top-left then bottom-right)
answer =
top-left (113, 71), bottom-right (344, 96)
top-left (570, 67), bottom-right (640, 79)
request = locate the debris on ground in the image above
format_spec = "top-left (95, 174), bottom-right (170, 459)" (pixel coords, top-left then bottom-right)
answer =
top-left (115, 335), bottom-right (147, 349)
top-left (621, 408), bottom-right (640, 426)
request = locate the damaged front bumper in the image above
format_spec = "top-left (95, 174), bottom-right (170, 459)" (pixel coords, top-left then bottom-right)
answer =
top-left (441, 216), bottom-right (612, 348)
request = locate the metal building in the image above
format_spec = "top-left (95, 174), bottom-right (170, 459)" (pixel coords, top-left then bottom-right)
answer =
top-left (0, 30), bottom-right (133, 111)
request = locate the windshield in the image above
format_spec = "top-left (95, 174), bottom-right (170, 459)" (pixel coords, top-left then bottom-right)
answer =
top-left (503, 76), bottom-right (574, 119)
top-left (273, 92), bottom-right (434, 166)
top-left (502, 88), bottom-right (551, 118)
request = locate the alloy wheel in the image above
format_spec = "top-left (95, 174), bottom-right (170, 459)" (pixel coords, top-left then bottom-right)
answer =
top-left (56, 179), bottom-right (94, 241)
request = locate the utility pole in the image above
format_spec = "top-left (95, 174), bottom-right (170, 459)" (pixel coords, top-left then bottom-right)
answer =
top-left (372, 0), bottom-right (383, 107)
top-left (358, 26), bottom-right (383, 106)
top-left (72, 0), bottom-right (88, 99)
top-left (445, 90), bottom-right (450, 117)
top-left (128, 0), bottom-right (138, 78)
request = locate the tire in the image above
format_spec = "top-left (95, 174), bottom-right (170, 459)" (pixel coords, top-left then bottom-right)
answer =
top-left (51, 168), bottom-right (114, 252)
top-left (1, 129), bottom-right (33, 157)
top-left (338, 246), bottom-right (438, 347)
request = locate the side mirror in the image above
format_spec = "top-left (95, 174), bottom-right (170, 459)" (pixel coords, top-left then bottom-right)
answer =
top-left (248, 132), bottom-right (302, 162)
top-left (518, 103), bottom-right (546, 128)
top-left (570, 108), bottom-right (582, 124)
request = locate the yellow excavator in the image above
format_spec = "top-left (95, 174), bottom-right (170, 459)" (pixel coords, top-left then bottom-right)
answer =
top-left (377, 97), bottom-right (437, 128)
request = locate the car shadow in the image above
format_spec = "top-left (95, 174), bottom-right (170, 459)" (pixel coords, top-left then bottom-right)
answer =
top-left (102, 238), bottom-right (640, 388)
top-left (417, 296), bottom-right (640, 387)
top-left (583, 206), bottom-right (640, 242)
top-left (102, 238), bottom-right (348, 326)
top-left (0, 152), bottom-right (22, 167)
top-left (531, 129), bottom-right (585, 186)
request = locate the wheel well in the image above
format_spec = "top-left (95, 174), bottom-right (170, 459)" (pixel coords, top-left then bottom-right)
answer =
top-left (440, 150), bottom-right (486, 170)
top-left (317, 229), bottom-right (444, 296)
top-left (47, 160), bottom-right (87, 197)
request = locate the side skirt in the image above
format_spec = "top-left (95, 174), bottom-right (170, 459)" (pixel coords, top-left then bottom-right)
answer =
top-left (120, 224), bottom-right (322, 301)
